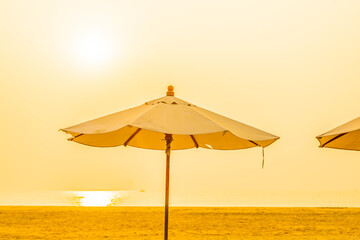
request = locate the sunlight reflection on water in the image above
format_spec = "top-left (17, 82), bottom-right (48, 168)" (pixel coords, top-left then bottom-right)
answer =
top-left (68, 191), bottom-right (129, 207)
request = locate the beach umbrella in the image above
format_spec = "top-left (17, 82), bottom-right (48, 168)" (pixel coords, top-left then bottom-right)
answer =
top-left (60, 86), bottom-right (279, 240)
top-left (317, 116), bottom-right (360, 150)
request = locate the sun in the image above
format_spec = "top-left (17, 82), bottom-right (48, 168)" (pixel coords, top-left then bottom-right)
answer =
top-left (72, 30), bottom-right (115, 68)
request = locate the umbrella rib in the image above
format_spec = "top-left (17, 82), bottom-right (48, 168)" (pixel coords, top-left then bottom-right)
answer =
top-left (248, 140), bottom-right (259, 146)
top-left (321, 132), bottom-right (348, 147)
top-left (68, 133), bottom-right (84, 141)
top-left (124, 128), bottom-right (142, 146)
top-left (190, 135), bottom-right (199, 148)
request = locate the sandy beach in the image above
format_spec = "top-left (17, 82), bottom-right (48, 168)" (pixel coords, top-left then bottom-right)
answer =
top-left (1, 206), bottom-right (359, 239)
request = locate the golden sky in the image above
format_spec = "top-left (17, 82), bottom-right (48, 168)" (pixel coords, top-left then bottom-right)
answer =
top-left (1, 0), bottom-right (360, 204)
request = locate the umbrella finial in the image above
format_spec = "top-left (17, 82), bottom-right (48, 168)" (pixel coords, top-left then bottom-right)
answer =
top-left (167, 85), bottom-right (174, 96)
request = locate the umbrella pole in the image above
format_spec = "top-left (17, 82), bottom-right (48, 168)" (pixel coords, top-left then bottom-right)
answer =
top-left (164, 134), bottom-right (173, 240)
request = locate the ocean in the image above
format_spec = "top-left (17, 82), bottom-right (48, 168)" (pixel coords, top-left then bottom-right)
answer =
top-left (1, 206), bottom-right (359, 239)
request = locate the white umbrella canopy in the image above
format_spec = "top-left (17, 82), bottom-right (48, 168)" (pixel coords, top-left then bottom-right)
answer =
top-left (61, 86), bottom-right (279, 150)
top-left (317, 116), bottom-right (360, 151)
top-left (60, 85), bottom-right (279, 240)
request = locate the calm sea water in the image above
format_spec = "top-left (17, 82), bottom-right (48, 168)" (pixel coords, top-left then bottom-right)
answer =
top-left (1, 206), bottom-right (360, 239)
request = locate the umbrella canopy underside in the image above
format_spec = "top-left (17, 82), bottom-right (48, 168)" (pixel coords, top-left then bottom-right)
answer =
top-left (317, 116), bottom-right (360, 151)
